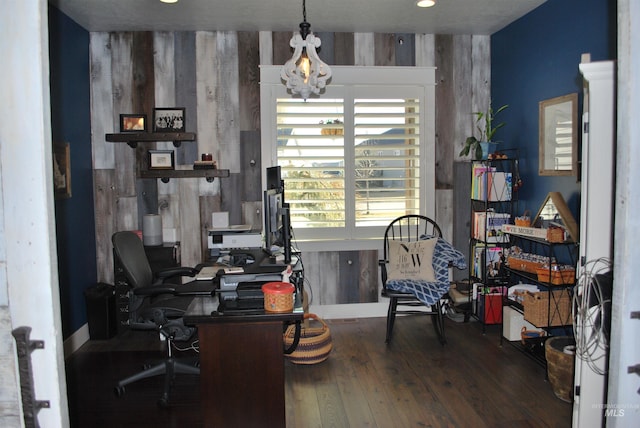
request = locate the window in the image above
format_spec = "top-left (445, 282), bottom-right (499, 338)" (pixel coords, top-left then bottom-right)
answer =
top-left (260, 66), bottom-right (435, 244)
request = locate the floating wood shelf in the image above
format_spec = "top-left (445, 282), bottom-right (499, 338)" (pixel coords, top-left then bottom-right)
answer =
top-left (105, 132), bottom-right (196, 148)
top-left (140, 168), bottom-right (230, 183)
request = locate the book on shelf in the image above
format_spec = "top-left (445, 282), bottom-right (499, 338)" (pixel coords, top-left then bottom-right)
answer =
top-left (470, 164), bottom-right (512, 201)
top-left (473, 244), bottom-right (507, 280)
top-left (473, 212), bottom-right (510, 243)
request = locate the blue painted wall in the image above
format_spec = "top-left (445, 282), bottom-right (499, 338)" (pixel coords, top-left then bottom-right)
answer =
top-left (491, 0), bottom-right (616, 219)
top-left (48, 6), bottom-right (97, 338)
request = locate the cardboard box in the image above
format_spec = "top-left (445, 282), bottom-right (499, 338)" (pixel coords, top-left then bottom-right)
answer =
top-left (503, 305), bottom-right (538, 341)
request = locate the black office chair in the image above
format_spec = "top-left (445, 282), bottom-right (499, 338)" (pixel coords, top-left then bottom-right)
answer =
top-left (112, 231), bottom-right (211, 407)
top-left (379, 215), bottom-right (448, 345)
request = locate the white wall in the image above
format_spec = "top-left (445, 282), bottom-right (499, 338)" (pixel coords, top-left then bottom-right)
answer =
top-left (0, 1), bottom-right (69, 426)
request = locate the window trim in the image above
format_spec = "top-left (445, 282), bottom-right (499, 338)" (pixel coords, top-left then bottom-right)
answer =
top-left (260, 66), bottom-right (436, 250)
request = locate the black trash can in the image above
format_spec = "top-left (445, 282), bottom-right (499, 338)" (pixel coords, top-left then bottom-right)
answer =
top-left (84, 283), bottom-right (118, 340)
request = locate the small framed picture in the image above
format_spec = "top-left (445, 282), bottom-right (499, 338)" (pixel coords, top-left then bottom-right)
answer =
top-left (148, 150), bottom-right (175, 170)
top-left (119, 114), bottom-right (147, 132)
top-left (153, 107), bottom-right (185, 132)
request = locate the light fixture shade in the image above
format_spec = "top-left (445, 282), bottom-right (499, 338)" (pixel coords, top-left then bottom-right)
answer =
top-left (416, 0), bottom-right (436, 7)
top-left (280, 31), bottom-right (332, 100)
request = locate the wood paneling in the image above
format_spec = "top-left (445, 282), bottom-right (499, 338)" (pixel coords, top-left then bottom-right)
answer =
top-left (90, 32), bottom-right (115, 170)
top-left (333, 33), bottom-right (354, 66)
top-left (374, 33), bottom-right (395, 66)
top-left (304, 250), bottom-right (378, 305)
top-left (110, 33), bottom-right (137, 197)
top-left (175, 31), bottom-right (198, 164)
top-left (238, 31), bottom-right (261, 131)
top-left (89, 29), bottom-right (489, 305)
top-left (93, 169), bottom-right (115, 283)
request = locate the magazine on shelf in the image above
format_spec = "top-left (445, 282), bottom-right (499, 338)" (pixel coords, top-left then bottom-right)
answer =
top-left (473, 212), bottom-right (511, 243)
top-left (473, 244), bottom-right (507, 280)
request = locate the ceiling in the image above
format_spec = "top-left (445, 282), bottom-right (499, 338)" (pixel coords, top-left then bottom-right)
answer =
top-left (50, 0), bottom-right (546, 35)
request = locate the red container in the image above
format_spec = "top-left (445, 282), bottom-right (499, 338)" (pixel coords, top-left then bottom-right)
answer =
top-left (262, 282), bottom-right (295, 313)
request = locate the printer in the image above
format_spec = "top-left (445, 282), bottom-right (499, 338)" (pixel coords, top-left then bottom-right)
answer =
top-left (208, 225), bottom-right (263, 257)
top-left (218, 272), bottom-right (283, 301)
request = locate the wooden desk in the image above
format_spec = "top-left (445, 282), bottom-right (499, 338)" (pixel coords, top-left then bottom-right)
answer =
top-left (184, 297), bottom-right (303, 428)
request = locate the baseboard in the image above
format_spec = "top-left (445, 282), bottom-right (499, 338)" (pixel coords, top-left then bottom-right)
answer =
top-left (308, 302), bottom-right (388, 319)
top-left (64, 323), bottom-right (89, 358)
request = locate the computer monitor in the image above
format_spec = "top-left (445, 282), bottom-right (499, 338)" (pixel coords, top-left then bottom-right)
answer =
top-left (263, 189), bottom-right (292, 264)
top-left (263, 188), bottom-right (283, 249)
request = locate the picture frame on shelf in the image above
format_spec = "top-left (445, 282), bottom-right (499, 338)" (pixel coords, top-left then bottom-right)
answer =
top-left (119, 114), bottom-right (147, 132)
top-left (148, 149), bottom-right (175, 170)
top-left (153, 107), bottom-right (185, 132)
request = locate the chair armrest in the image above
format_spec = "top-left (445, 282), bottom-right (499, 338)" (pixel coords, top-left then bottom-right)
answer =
top-left (155, 266), bottom-right (199, 279)
top-left (133, 285), bottom-right (177, 296)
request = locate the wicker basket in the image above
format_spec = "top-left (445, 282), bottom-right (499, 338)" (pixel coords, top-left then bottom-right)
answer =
top-left (522, 289), bottom-right (572, 327)
top-left (546, 226), bottom-right (565, 243)
top-left (536, 266), bottom-right (576, 286)
top-left (507, 256), bottom-right (546, 273)
top-left (284, 313), bottom-right (333, 365)
top-left (515, 210), bottom-right (531, 227)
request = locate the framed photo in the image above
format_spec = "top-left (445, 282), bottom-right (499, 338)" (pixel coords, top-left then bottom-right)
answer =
top-left (53, 143), bottom-right (71, 199)
top-left (153, 107), bottom-right (185, 132)
top-left (120, 114), bottom-right (147, 132)
top-left (148, 150), bottom-right (175, 170)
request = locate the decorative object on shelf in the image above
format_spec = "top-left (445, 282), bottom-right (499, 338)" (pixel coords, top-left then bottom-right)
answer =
top-left (53, 142), bottom-right (71, 199)
top-left (320, 119), bottom-right (343, 135)
top-left (148, 149), bottom-right (175, 170)
top-left (153, 107), bottom-right (185, 132)
top-left (280, 0), bottom-right (332, 100)
top-left (459, 102), bottom-right (509, 160)
top-left (514, 210), bottom-right (531, 227)
top-left (536, 264), bottom-right (575, 285)
top-left (119, 114), bottom-right (147, 132)
top-left (193, 160), bottom-right (217, 170)
top-left (539, 93), bottom-right (578, 176)
top-left (533, 191), bottom-right (578, 242)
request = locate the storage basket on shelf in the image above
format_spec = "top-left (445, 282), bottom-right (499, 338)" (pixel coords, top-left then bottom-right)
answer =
top-left (283, 313), bottom-right (333, 365)
top-left (507, 256), bottom-right (546, 274)
top-left (535, 265), bottom-right (576, 286)
top-left (546, 226), bottom-right (566, 243)
top-left (522, 289), bottom-right (572, 327)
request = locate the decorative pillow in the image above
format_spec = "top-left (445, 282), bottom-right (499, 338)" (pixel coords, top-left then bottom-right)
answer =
top-left (387, 238), bottom-right (437, 282)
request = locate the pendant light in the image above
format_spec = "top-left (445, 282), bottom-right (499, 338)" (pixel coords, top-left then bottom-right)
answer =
top-left (280, 0), bottom-right (332, 100)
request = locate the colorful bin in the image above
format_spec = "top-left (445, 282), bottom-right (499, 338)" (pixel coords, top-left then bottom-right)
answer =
top-left (262, 282), bottom-right (295, 313)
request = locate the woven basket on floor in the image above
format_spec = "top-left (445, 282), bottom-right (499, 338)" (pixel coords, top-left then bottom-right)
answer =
top-left (284, 313), bottom-right (332, 365)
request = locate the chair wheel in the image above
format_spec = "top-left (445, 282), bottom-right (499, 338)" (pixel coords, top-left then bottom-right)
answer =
top-left (157, 398), bottom-right (168, 408)
top-left (114, 386), bottom-right (125, 397)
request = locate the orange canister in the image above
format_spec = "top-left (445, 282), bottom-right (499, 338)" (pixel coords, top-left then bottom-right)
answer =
top-left (262, 282), bottom-right (295, 313)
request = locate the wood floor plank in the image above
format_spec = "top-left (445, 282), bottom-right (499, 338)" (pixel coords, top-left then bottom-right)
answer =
top-left (67, 315), bottom-right (572, 428)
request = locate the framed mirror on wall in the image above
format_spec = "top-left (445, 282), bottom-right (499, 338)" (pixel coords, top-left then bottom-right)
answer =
top-left (539, 93), bottom-right (578, 176)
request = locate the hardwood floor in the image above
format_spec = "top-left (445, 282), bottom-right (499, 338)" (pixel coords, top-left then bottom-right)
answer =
top-left (66, 316), bottom-right (572, 427)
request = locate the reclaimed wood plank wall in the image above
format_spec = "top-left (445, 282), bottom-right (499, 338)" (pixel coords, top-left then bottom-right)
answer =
top-left (89, 30), bottom-right (489, 304)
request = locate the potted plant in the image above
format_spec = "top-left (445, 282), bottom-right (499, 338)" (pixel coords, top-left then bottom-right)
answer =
top-left (459, 103), bottom-right (509, 160)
